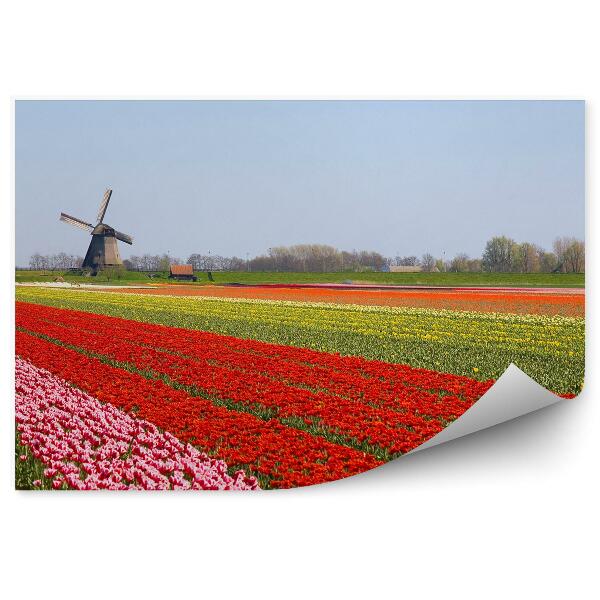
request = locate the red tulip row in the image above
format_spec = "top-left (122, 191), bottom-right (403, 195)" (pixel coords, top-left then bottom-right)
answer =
top-left (16, 330), bottom-right (382, 489)
top-left (17, 303), bottom-right (492, 454)
top-left (17, 309), bottom-right (436, 454)
top-left (18, 301), bottom-right (492, 409)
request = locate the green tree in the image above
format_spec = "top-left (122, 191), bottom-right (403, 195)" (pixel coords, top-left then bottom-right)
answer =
top-left (482, 236), bottom-right (516, 272)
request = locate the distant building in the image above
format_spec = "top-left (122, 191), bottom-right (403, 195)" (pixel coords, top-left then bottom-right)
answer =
top-left (389, 265), bottom-right (422, 273)
top-left (169, 264), bottom-right (197, 281)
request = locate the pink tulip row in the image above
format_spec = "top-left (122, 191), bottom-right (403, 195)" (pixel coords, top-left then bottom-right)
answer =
top-left (15, 357), bottom-right (259, 491)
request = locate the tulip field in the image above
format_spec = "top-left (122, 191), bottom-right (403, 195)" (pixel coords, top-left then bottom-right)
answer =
top-left (15, 284), bottom-right (584, 490)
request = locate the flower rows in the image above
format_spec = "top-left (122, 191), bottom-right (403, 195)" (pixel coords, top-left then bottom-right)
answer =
top-left (16, 331), bottom-right (383, 488)
top-left (17, 302), bottom-right (496, 454)
top-left (16, 286), bottom-right (585, 394)
top-left (99, 283), bottom-right (585, 317)
top-left (15, 357), bottom-right (259, 490)
top-left (17, 301), bottom-right (493, 402)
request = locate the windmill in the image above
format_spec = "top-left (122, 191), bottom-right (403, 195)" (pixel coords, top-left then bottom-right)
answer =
top-left (59, 189), bottom-right (133, 273)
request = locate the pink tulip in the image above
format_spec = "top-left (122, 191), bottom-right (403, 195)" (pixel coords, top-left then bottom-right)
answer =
top-left (15, 358), bottom-right (259, 491)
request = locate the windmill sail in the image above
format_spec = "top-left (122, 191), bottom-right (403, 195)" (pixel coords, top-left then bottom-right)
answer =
top-left (96, 189), bottom-right (113, 223)
top-left (114, 230), bottom-right (133, 245)
top-left (59, 212), bottom-right (94, 233)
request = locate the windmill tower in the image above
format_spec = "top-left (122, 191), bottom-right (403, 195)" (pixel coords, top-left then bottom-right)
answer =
top-left (59, 189), bottom-right (133, 273)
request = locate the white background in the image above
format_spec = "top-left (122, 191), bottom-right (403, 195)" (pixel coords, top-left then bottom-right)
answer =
top-left (0, 2), bottom-right (597, 598)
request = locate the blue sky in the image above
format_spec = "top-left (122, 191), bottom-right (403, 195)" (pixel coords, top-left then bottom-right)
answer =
top-left (15, 100), bottom-right (584, 265)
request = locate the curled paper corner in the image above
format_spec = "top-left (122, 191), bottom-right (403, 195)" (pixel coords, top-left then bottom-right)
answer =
top-left (410, 364), bottom-right (564, 454)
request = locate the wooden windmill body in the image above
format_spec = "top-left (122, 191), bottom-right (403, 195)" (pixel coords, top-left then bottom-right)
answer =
top-left (60, 189), bottom-right (133, 273)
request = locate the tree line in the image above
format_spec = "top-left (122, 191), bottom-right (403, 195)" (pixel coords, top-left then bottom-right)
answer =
top-left (111, 246), bottom-right (387, 273)
top-left (392, 236), bottom-right (584, 273)
top-left (28, 252), bottom-right (84, 271)
top-left (480, 236), bottom-right (584, 273)
top-left (121, 253), bottom-right (247, 272)
top-left (247, 246), bottom-right (387, 273)
top-left (26, 236), bottom-right (584, 273)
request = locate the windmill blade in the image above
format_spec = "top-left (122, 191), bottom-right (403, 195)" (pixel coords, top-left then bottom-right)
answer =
top-left (96, 189), bottom-right (113, 223)
top-left (114, 230), bottom-right (133, 245)
top-left (60, 212), bottom-right (93, 233)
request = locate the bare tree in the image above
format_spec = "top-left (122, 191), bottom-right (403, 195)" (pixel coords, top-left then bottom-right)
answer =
top-left (553, 237), bottom-right (584, 273)
top-left (29, 253), bottom-right (44, 270)
top-left (421, 253), bottom-right (436, 272)
top-left (563, 239), bottom-right (585, 273)
top-left (552, 237), bottom-right (568, 271)
top-left (125, 255), bottom-right (140, 270)
top-left (247, 245), bottom-right (386, 273)
top-left (449, 253), bottom-right (470, 272)
top-left (27, 253), bottom-right (82, 271)
top-left (466, 258), bottom-right (482, 272)
top-left (394, 255), bottom-right (419, 267)
top-left (514, 242), bottom-right (541, 273)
